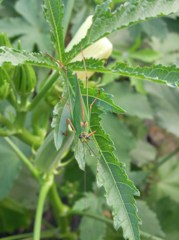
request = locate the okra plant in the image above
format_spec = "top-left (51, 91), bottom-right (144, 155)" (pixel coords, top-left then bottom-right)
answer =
top-left (0, 0), bottom-right (179, 240)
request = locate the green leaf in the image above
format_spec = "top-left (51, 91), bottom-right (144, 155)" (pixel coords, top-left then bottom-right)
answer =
top-left (90, 106), bottom-right (140, 240)
top-left (0, 0), bottom-right (51, 51)
top-left (129, 49), bottom-right (160, 63)
top-left (73, 193), bottom-right (106, 240)
top-left (70, 59), bottom-right (179, 87)
top-left (112, 63), bottom-right (179, 87)
top-left (141, 18), bottom-right (168, 40)
top-left (83, 87), bottom-right (125, 114)
top-left (44, 0), bottom-right (65, 61)
top-left (137, 200), bottom-right (165, 238)
top-left (149, 156), bottom-right (179, 204)
top-left (105, 82), bottom-right (153, 119)
top-left (146, 82), bottom-right (179, 137)
top-left (130, 140), bottom-right (157, 167)
top-left (0, 199), bottom-right (31, 233)
top-left (9, 167), bottom-right (39, 210)
top-left (52, 103), bottom-right (71, 150)
top-left (69, 61), bottom-right (125, 114)
top-left (68, 58), bottom-right (105, 72)
top-left (74, 139), bottom-right (86, 171)
top-left (65, 0), bottom-right (179, 62)
top-left (0, 47), bottom-right (58, 69)
top-left (156, 198), bottom-right (179, 240)
top-left (0, 138), bottom-right (21, 200)
top-left (150, 33), bottom-right (179, 66)
top-left (101, 113), bottom-right (136, 170)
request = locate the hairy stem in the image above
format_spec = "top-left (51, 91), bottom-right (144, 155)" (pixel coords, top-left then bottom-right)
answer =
top-left (33, 175), bottom-right (53, 240)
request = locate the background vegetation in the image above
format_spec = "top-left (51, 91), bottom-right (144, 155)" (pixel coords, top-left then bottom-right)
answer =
top-left (0, 0), bottom-right (179, 240)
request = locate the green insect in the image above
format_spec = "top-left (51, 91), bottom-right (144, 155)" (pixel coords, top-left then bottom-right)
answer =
top-left (50, 52), bottom-right (98, 163)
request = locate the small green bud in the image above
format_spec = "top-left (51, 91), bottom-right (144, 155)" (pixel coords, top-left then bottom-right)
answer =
top-left (13, 64), bottom-right (36, 95)
top-left (0, 33), bottom-right (11, 47)
top-left (0, 68), bottom-right (10, 99)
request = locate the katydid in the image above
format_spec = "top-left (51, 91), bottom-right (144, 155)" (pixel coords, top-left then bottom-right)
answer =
top-left (50, 55), bottom-right (96, 141)
top-left (48, 52), bottom-right (98, 167)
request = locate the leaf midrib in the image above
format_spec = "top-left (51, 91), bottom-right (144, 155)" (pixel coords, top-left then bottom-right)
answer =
top-left (92, 133), bottom-right (136, 240)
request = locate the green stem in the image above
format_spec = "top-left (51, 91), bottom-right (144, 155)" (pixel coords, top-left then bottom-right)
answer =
top-left (4, 137), bottom-right (39, 179)
top-left (69, 210), bottom-right (163, 240)
top-left (0, 228), bottom-right (60, 240)
top-left (7, 89), bottom-right (18, 109)
top-left (16, 128), bottom-right (43, 148)
top-left (33, 175), bottom-right (53, 240)
top-left (15, 111), bottom-right (26, 129)
top-left (49, 182), bottom-right (69, 233)
top-left (0, 129), bottom-right (14, 136)
top-left (140, 232), bottom-right (164, 240)
top-left (28, 71), bottom-right (59, 111)
top-left (69, 210), bottom-right (112, 225)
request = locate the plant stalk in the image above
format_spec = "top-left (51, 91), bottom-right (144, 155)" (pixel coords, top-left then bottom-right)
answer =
top-left (69, 210), bottom-right (163, 240)
top-left (4, 137), bottom-right (39, 179)
top-left (16, 128), bottom-right (43, 148)
top-left (49, 182), bottom-right (69, 234)
top-left (33, 175), bottom-right (53, 240)
top-left (0, 228), bottom-right (60, 240)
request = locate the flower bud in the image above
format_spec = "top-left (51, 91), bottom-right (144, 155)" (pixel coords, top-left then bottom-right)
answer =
top-left (0, 33), bottom-right (11, 47)
top-left (13, 64), bottom-right (36, 95)
top-left (66, 15), bottom-right (113, 80)
top-left (0, 68), bottom-right (10, 99)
